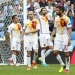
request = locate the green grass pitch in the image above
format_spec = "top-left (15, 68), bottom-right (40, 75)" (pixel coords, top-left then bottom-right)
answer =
top-left (0, 64), bottom-right (75, 75)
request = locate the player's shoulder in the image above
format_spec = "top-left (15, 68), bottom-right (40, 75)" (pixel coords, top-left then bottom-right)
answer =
top-left (63, 15), bottom-right (70, 23)
top-left (17, 23), bottom-right (22, 26)
top-left (55, 16), bottom-right (59, 19)
top-left (25, 19), bottom-right (30, 23)
top-left (7, 23), bottom-right (14, 29)
top-left (33, 19), bottom-right (39, 24)
top-left (63, 15), bottom-right (69, 20)
top-left (34, 19), bottom-right (39, 21)
top-left (9, 23), bottom-right (14, 27)
top-left (54, 16), bottom-right (59, 21)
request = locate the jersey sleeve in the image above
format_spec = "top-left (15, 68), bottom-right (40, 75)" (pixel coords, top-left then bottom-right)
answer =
top-left (67, 18), bottom-right (72, 28)
top-left (35, 8), bottom-right (41, 19)
top-left (36, 20), bottom-right (40, 30)
top-left (7, 24), bottom-right (12, 33)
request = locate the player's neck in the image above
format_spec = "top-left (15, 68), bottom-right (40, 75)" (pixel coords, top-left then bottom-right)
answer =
top-left (30, 17), bottom-right (34, 21)
top-left (59, 13), bottom-right (64, 18)
top-left (13, 22), bottom-right (18, 24)
top-left (42, 14), bottom-right (46, 17)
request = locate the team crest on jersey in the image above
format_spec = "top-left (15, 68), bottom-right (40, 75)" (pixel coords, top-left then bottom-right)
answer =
top-left (56, 15), bottom-right (69, 28)
top-left (13, 23), bottom-right (21, 31)
top-left (32, 21), bottom-right (36, 29)
top-left (17, 23), bottom-right (21, 30)
top-left (60, 18), bottom-right (67, 27)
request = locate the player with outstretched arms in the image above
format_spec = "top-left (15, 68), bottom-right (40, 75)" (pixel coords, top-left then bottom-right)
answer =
top-left (22, 11), bottom-right (40, 70)
top-left (51, 6), bottom-right (72, 73)
top-left (35, 7), bottom-right (53, 66)
top-left (5, 15), bottom-right (22, 66)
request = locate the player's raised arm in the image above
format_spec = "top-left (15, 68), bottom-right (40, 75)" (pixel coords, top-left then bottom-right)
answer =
top-left (35, 7), bottom-right (44, 19)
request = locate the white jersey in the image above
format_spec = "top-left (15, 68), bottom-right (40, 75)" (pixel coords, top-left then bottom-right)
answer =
top-left (23, 19), bottom-right (40, 38)
top-left (35, 9), bottom-right (50, 34)
top-left (7, 23), bottom-right (22, 41)
top-left (54, 15), bottom-right (71, 35)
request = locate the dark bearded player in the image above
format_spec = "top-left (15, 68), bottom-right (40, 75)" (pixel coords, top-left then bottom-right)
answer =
top-left (51, 6), bottom-right (72, 73)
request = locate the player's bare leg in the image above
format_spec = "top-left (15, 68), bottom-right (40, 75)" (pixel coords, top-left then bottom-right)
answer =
top-left (54, 50), bottom-right (66, 72)
top-left (8, 50), bottom-right (20, 66)
top-left (27, 51), bottom-right (31, 70)
top-left (64, 52), bottom-right (70, 73)
top-left (40, 46), bottom-right (53, 66)
top-left (8, 50), bottom-right (16, 66)
top-left (45, 46), bottom-right (53, 58)
top-left (32, 50), bottom-right (38, 69)
top-left (15, 51), bottom-right (20, 66)
top-left (39, 47), bottom-right (49, 66)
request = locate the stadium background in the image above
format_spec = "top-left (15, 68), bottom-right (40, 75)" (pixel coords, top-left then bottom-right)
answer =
top-left (0, 0), bottom-right (75, 65)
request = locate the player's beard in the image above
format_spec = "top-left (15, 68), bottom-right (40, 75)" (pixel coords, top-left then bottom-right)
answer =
top-left (43, 13), bottom-right (47, 16)
top-left (57, 13), bottom-right (62, 17)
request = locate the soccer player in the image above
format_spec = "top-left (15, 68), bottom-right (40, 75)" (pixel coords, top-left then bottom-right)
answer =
top-left (5, 15), bottom-right (22, 66)
top-left (22, 11), bottom-right (40, 70)
top-left (35, 7), bottom-right (53, 66)
top-left (51, 6), bottom-right (72, 73)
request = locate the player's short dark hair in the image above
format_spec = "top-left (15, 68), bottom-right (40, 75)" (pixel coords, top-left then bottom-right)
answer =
top-left (12, 15), bottom-right (17, 20)
top-left (40, 7), bottom-right (46, 12)
top-left (56, 6), bottom-right (64, 12)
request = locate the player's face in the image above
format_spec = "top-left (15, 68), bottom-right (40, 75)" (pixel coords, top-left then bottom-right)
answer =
top-left (28, 11), bottom-right (34, 19)
top-left (56, 8), bottom-right (61, 15)
top-left (13, 16), bottom-right (18, 23)
top-left (42, 9), bottom-right (47, 15)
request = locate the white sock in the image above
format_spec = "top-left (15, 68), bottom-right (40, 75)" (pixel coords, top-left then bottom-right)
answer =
top-left (33, 54), bottom-right (38, 63)
top-left (41, 50), bottom-right (46, 64)
top-left (56, 54), bottom-right (65, 66)
top-left (10, 54), bottom-right (14, 60)
top-left (27, 56), bottom-right (31, 67)
top-left (45, 49), bottom-right (53, 57)
top-left (65, 56), bottom-right (70, 70)
top-left (12, 54), bottom-right (16, 64)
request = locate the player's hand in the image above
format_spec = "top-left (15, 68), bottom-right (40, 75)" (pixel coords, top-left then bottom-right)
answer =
top-left (50, 36), bottom-right (53, 42)
top-left (68, 38), bottom-right (71, 46)
top-left (5, 40), bottom-right (9, 46)
top-left (25, 32), bottom-right (29, 35)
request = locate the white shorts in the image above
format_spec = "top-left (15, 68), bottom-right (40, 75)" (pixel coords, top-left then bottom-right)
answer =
top-left (24, 36), bottom-right (38, 51)
top-left (39, 34), bottom-right (53, 47)
top-left (54, 34), bottom-right (72, 52)
top-left (11, 38), bottom-right (20, 51)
